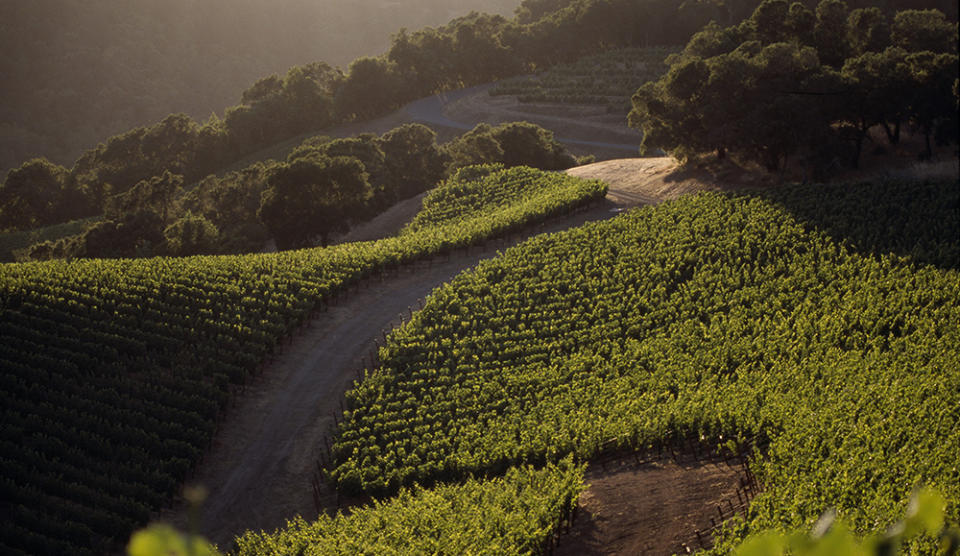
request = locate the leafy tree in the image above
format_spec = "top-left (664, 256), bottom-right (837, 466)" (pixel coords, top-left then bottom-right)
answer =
top-left (258, 155), bottom-right (372, 249)
top-left (631, 55), bottom-right (716, 161)
top-left (515, 0), bottom-right (576, 24)
top-left (684, 20), bottom-right (747, 58)
top-left (281, 63), bottom-right (342, 131)
top-left (0, 157), bottom-right (72, 230)
top-left (310, 135), bottom-right (389, 214)
top-left (450, 14), bottom-right (519, 84)
top-left (891, 9), bottom-right (957, 54)
top-left (814, 0), bottom-right (851, 67)
top-left (163, 212), bottom-right (220, 256)
top-left (444, 124), bottom-right (508, 169)
top-left (748, 0), bottom-right (792, 45)
top-left (106, 170), bottom-right (184, 225)
top-left (632, 4), bottom-right (956, 171)
top-left (491, 122), bottom-right (577, 170)
top-left (443, 122), bottom-right (576, 172)
top-left (904, 51), bottom-right (960, 159)
top-left (632, 42), bottom-right (844, 171)
top-left (847, 7), bottom-right (890, 56)
top-left (80, 210), bottom-right (166, 259)
top-left (388, 28), bottom-right (457, 97)
top-left (179, 163), bottom-right (273, 254)
top-left (240, 74), bottom-right (284, 105)
top-left (785, 2), bottom-right (817, 46)
top-left (841, 47), bottom-right (912, 149)
top-left (378, 124), bottom-right (448, 202)
top-left (69, 114), bottom-right (204, 210)
top-left (335, 57), bottom-right (402, 121)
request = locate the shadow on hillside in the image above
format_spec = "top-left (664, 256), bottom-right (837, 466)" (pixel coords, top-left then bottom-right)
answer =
top-left (756, 176), bottom-right (959, 271)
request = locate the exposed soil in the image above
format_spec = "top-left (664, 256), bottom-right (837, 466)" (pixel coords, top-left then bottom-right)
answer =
top-left (557, 452), bottom-right (756, 556)
top-left (331, 192), bottom-right (427, 245)
top-left (443, 87), bottom-right (644, 160)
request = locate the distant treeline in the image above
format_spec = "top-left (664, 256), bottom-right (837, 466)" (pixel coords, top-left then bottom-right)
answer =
top-left (2, 0), bottom-right (956, 236)
top-left (22, 121), bottom-right (577, 260)
top-left (630, 0), bottom-right (958, 173)
top-left (0, 0), bottom-right (521, 175)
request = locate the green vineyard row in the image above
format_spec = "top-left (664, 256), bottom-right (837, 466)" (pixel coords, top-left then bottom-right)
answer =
top-left (490, 46), bottom-right (678, 107)
top-left (327, 178), bottom-right (959, 551)
top-left (0, 167), bottom-right (605, 555)
top-left (234, 459), bottom-right (583, 556)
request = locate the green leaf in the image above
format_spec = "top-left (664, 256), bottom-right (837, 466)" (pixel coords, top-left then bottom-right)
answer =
top-left (905, 487), bottom-right (946, 536)
top-left (734, 531), bottom-right (788, 556)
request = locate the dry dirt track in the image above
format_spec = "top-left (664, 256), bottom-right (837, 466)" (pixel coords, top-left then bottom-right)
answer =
top-left (161, 158), bottom-right (712, 549)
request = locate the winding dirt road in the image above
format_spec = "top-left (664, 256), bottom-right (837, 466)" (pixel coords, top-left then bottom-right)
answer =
top-left (160, 158), bottom-right (712, 549)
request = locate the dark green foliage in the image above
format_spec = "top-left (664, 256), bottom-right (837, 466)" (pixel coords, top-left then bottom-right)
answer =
top-left (0, 218), bottom-right (97, 262)
top-left (27, 123), bottom-right (449, 260)
top-left (226, 64), bottom-right (341, 154)
top-left (258, 155), bottom-right (372, 250)
top-left (3, 0), bottom-right (758, 236)
top-left (847, 7), bottom-right (890, 56)
top-left (891, 9), bottom-right (957, 54)
top-left (630, 3), bottom-right (959, 171)
top-left (335, 58), bottom-right (403, 121)
top-left (178, 163), bottom-right (274, 255)
top-left (493, 122), bottom-right (578, 170)
top-left (378, 124), bottom-right (449, 203)
top-left (0, 158), bottom-right (87, 231)
top-left (443, 124), bottom-right (507, 169)
top-left (78, 211), bottom-right (167, 259)
top-left (444, 122), bottom-right (576, 172)
top-left (163, 213), bottom-right (220, 257)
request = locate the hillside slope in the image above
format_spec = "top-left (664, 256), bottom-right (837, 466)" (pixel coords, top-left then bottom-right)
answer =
top-left (0, 0), bottom-right (518, 175)
top-left (160, 166), bottom-right (666, 546)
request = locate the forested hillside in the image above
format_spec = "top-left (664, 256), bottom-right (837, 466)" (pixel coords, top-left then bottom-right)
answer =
top-left (0, 0), bottom-right (519, 175)
top-left (4, 0), bottom-right (954, 248)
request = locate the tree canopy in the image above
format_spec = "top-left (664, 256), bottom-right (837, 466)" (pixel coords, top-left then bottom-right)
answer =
top-left (258, 155), bottom-right (372, 250)
top-left (629, 1), bottom-right (959, 172)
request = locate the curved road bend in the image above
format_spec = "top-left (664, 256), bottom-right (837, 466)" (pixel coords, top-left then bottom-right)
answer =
top-left (164, 191), bottom-right (649, 548)
top-left (405, 83), bottom-right (641, 153)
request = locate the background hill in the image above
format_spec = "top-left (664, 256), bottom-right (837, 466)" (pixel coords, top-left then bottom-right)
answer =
top-left (0, 0), bottom-right (519, 175)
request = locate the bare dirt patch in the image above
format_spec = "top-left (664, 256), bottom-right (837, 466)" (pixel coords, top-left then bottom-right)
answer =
top-left (445, 91), bottom-right (643, 160)
top-left (331, 193), bottom-right (427, 244)
top-left (565, 157), bottom-right (752, 205)
top-left (558, 453), bottom-right (756, 556)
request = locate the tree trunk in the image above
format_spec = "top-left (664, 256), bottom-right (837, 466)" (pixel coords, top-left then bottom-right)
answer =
top-left (851, 133), bottom-right (863, 169)
top-left (920, 129), bottom-right (933, 161)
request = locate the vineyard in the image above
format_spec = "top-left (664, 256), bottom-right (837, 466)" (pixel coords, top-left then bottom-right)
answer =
top-left (404, 164), bottom-right (604, 233)
top-left (324, 177), bottom-right (959, 550)
top-left (234, 460), bottom-right (583, 555)
top-left (490, 46), bottom-right (678, 111)
top-left (0, 166), bottom-right (604, 555)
